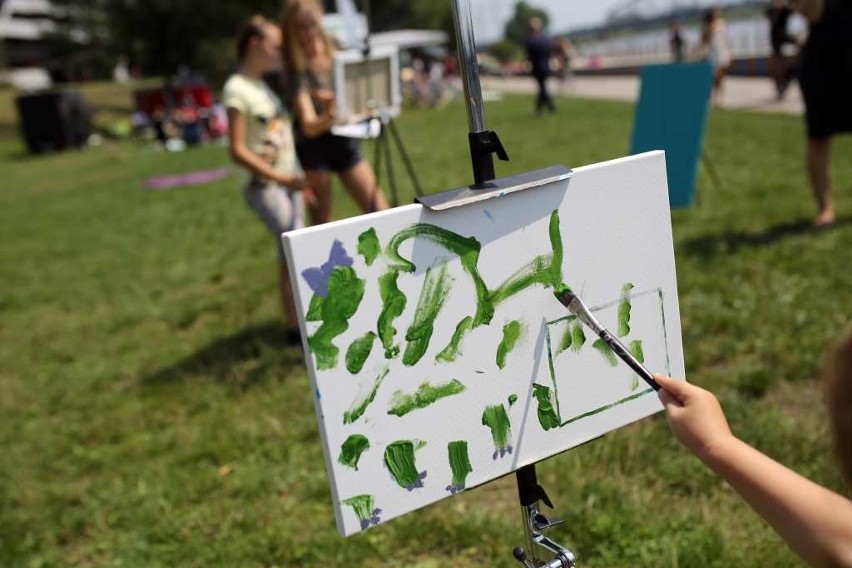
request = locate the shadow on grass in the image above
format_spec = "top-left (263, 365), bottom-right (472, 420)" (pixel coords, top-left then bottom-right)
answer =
top-left (682, 216), bottom-right (850, 260)
top-left (138, 322), bottom-right (306, 390)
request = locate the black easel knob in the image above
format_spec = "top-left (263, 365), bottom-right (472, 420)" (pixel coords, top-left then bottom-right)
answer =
top-left (513, 546), bottom-right (536, 568)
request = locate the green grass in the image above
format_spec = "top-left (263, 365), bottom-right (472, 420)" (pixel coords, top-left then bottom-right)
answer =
top-left (1, 87), bottom-right (851, 567)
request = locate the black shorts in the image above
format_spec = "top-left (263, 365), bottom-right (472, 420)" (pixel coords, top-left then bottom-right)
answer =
top-left (296, 132), bottom-right (362, 172)
top-left (799, 40), bottom-right (852, 138)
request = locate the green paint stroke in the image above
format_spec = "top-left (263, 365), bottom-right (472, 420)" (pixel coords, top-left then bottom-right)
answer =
top-left (384, 440), bottom-right (426, 490)
top-left (386, 223), bottom-right (488, 323)
top-left (387, 379), bottom-right (466, 417)
top-left (593, 338), bottom-right (618, 367)
top-left (496, 320), bottom-right (523, 369)
top-left (308, 266), bottom-right (365, 370)
top-left (386, 211), bottom-right (563, 331)
top-left (342, 494), bottom-right (381, 529)
top-left (346, 332), bottom-right (377, 374)
top-left (532, 383), bottom-right (561, 431)
top-left (561, 388), bottom-right (654, 426)
top-left (436, 316), bottom-right (473, 363)
top-left (482, 404), bottom-right (512, 458)
top-left (554, 282), bottom-right (572, 294)
top-left (339, 434), bottom-right (370, 470)
top-left (571, 321), bottom-right (586, 352)
top-left (489, 210), bottom-right (564, 308)
top-left (618, 282), bottom-right (635, 337)
top-left (508, 394), bottom-right (518, 407)
top-left (305, 293), bottom-right (323, 321)
top-left (402, 262), bottom-right (452, 366)
top-left (555, 317), bottom-right (576, 355)
top-left (629, 339), bottom-right (645, 391)
top-left (343, 367), bottom-right (389, 424)
top-left (446, 441), bottom-right (473, 494)
top-left (357, 228), bottom-right (381, 266)
top-left (377, 270), bottom-right (407, 359)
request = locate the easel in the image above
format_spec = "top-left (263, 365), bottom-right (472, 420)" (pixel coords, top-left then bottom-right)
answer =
top-left (354, 0), bottom-right (423, 206)
top-left (426, 2), bottom-right (577, 565)
top-left (371, 111), bottom-right (424, 206)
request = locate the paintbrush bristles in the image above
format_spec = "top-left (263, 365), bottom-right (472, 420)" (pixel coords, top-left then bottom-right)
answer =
top-left (554, 290), bottom-right (604, 336)
top-left (553, 288), bottom-right (577, 307)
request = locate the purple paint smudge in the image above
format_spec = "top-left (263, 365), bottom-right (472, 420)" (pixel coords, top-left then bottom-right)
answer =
top-left (301, 240), bottom-right (354, 296)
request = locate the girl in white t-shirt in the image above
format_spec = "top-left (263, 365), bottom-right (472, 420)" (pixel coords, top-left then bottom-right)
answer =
top-left (224, 15), bottom-right (310, 345)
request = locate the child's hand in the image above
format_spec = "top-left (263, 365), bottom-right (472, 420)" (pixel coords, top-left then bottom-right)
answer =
top-left (313, 89), bottom-right (335, 106)
top-left (278, 173), bottom-right (307, 190)
top-left (655, 374), bottom-right (733, 459)
top-left (314, 89), bottom-right (337, 122)
top-left (301, 185), bottom-right (317, 208)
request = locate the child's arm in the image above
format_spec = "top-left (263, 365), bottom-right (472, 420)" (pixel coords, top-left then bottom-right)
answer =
top-left (656, 374), bottom-right (852, 567)
top-left (293, 88), bottom-right (337, 139)
top-left (227, 107), bottom-right (306, 189)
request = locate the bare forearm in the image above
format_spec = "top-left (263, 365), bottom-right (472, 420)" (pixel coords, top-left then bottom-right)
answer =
top-left (229, 145), bottom-right (282, 183)
top-left (294, 92), bottom-right (336, 138)
top-left (299, 113), bottom-right (335, 138)
top-left (702, 436), bottom-right (852, 567)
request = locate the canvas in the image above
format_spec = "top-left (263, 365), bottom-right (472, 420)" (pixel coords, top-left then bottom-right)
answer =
top-left (331, 45), bottom-right (401, 124)
top-left (630, 62), bottom-right (714, 208)
top-left (282, 150), bottom-right (684, 536)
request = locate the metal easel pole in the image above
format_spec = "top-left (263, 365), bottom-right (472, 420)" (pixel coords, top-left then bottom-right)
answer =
top-left (451, 0), bottom-right (508, 187)
top-left (449, 2), bottom-right (573, 566)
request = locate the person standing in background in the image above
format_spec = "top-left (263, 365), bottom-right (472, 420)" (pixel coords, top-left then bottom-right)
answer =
top-left (280, 0), bottom-right (390, 225)
top-left (669, 19), bottom-right (686, 63)
top-left (766, 0), bottom-right (799, 99)
top-left (698, 7), bottom-right (732, 106)
top-left (223, 15), bottom-right (308, 345)
top-left (524, 16), bottom-right (556, 115)
top-left (553, 36), bottom-right (574, 91)
top-left (796, 0), bottom-right (852, 228)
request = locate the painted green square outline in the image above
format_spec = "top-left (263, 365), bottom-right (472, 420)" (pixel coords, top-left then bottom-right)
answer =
top-left (544, 288), bottom-right (671, 426)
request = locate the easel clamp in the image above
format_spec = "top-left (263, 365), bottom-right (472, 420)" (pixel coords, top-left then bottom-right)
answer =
top-left (415, 165), bottom-right (572, 211)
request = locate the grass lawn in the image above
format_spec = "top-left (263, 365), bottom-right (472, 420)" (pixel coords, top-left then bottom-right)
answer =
top-left (1, 84), bottom-right (851, 567)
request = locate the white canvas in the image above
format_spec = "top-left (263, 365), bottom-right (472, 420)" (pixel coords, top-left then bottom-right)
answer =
top-left (331, 45), bottom-right (401, 124)
top-left (282, 151), bottom-right (684, 536)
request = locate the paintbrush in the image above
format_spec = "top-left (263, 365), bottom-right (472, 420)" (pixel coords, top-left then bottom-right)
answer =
top-left (553, 284), bottom-right (660, 391)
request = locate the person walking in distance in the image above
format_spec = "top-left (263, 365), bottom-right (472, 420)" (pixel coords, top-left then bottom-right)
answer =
top-left (524, 16), bottom-right (555, 115)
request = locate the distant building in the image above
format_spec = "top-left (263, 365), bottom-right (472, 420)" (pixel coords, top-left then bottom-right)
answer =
top-left (0, 0), bottom-right (62, 67)
top-left (0, 0), bottom-right (93, 85)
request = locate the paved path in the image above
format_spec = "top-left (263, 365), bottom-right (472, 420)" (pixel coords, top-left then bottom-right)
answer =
top-left (479, 74), bottom-right (804, 116)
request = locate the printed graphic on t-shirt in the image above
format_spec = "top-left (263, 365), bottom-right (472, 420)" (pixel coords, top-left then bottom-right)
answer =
top-left (257, 114), bottom-right (291, 168)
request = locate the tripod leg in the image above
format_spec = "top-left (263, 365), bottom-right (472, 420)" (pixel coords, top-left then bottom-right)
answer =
top-left (373, 127), bottom-right (384, 189)
top-left (388, 119), bottom-right (424, 197)
top-left (383, 124), bottom-right (400, 207)
top-left (701, 149), bottom-right (722, 191)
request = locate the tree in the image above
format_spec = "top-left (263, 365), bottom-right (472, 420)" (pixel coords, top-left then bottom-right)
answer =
top-left (367, 1), bottom-right (455, 48)
top-left (503, 1), bottom-right (550, 45)
top-left (489, 39), bottom-right (523, 64)
top-left (53, 0), bottom-right (282, 79)
top-left (51, 0), bottom-right (458, 81)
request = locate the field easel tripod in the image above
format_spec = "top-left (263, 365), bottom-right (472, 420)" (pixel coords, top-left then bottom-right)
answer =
top-left (350, 0), bottom-right (423, 206)
top-left (371, 110), bottom-right (423, 207)
top-left (414, 1), bottom-right (576, 566)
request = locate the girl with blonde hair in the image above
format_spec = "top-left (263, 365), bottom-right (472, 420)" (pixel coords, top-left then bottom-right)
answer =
top-left (280, 0), bottom-right (389, 224)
